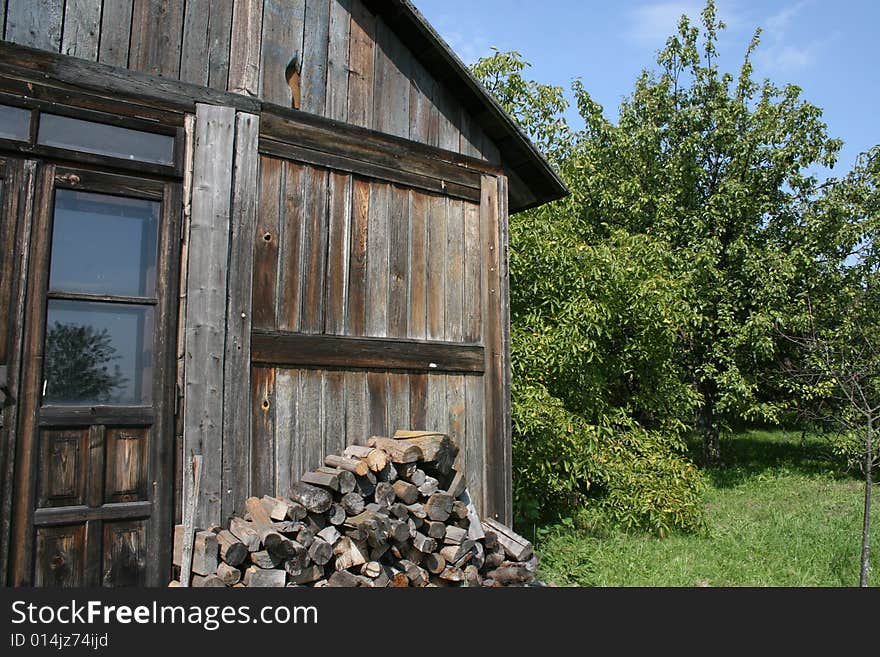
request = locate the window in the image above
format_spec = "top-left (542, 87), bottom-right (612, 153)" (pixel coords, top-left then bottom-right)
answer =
top-left (38, 114), bottom-right (175, 166)
top-left (0, 104), bottom-right (31, 141)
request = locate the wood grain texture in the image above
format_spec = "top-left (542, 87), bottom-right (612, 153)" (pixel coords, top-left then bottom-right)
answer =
top-left (61, 0), bottom-right (101, 61)
top-left (387, 185), bottom-right (409, 338)
top-left (426, 194), bottom-right (446, 341)
top-left (228, 0), bottom-right (263, 97)
top-left (221, 111), bottom-right (260, 521)
top-left (372, 17), bottom-right (410, 139)
top-left (409, 58), bottom-right (438, 146)
top-left (344, 371), bottom-right (367, 445)
top-left (346, 177), bottom-right (369, 336)
top-left (181, 0), bottom-right (234, 91)
top-left (34, 524), bottom-right (85, 586)
top-left (97, 0), bottom-right (133, 67)
top-left (346, 0), bottom-right (374, 129)
top-left (463, 199), bottom-right (482, 342)
top-left (425, 374), bottom-right (448, 437)
top-left (300, 166), bottom-right (329, 334)
top-left (446, 374), bottom-right (466, 473)
top-left (253, 156), bottom-right (282, 330)
top-left (299, 369), bottom-right (324, 472)
top-left (274, 369), bottom-right (299, 498)
top-left (325, 171), bottom-right (352, 335)
top-left (277, 161), bottom-right (305, 332)
top-left (260, 0), bottom-right (304, 106)
top-left (387, 374), bottom-right (409, 437)
top-left (323, 371), bottom-right (346, 458)
top-left (183, 104), bottom-right (236, 528)
top-left (444, 198), bottom-right (465, 342)
top-left (129, 0), bottom-right (184, 78)
top-left (251, 366), bottom-right (276, 500)
top-left (365, 181), bottom-right (389, 338)
top-left (497, 174), bottom-right (512, 525)
top-left (300, 0), bottom-right (330, 115)
top-left (5, 0), bottom-right (63, 52)
top-left (408, 373), bottom-right (427, 430)
top-left (366, 371), bottom-right (387, 438)
top-left (464, 374), bottom-right (485, 514)
top-left (326, 0), bottom-right (351, 122)
top-left (408, 190), bottom-right (428, 340)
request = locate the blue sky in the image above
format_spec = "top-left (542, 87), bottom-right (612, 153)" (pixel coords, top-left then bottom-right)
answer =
top-left (415, 0), bottom-right (879, 177)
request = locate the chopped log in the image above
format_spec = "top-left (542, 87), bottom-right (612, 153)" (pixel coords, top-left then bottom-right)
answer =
top-left (483, 548), bottom-right (505, 570)
top-left (482, 530), bottom-right (497, 549)
top-left (486, 566), bottom-right (535, 586)
top-left (192, 574), bottom-right (226, 587)
top-left (216, 562), bottom-right (242, 586)
top-left (327, 570), bottom-right (360, 587)
top-left (412, 532), bottom-right (436, 553)
top-left (451, 500), bottom-right (469, 520)
top-left (266, 536), bottom-right (303, 560)
top-left (216, 530), bottom-right (248, 567)
top-left (248, 569), bottom-right (287, 588)
top-left (367, 436), bottom-right (421, 463)
top-left (245, 496), bottom-right (275, 527)
top-left (472, 542), bottom-right (485, 569)
top-left (303, 512), bottom-right (327, 533)
top-left (283, 556), bottom-right (306, 578)
top-left (290, 565), bottom-right (324, 585)
top-left (369, 542), bottom-right (390, 562)
top-left (439, 545), bottom-right (464, 564)
top-left (376, 461), bottom-right (398, 482)
top-left (391, 432), bottom-right (459, 473)
top-left (438, 566), bottom-right (464, 582)
top-left (317, 467), bottom-right (356, 494)
top-left (423, 552), bottom-right (446, 574)
top-left (466, 504), bottom-right (485, 541)
top-left (289, 481), bottom-right (333, 513)
top-left (172, 525), bottom-right (185, 567)
top-left (482, 518), bottom-right (533, 561)
top-left (463, 564), bottom-right (482, 587)
top-left (333, 537), bottom-right (367, 571)
top-left (403, 545), bottom-right (424, 565)
top-left (446, 470), bottom-right (467, 499)
top-left (393, 430), bottom-right (447, 439)
top-left (424, 493), bottom-right (454, 521)
top-left (444, 525), bottom-right (467, 545)
top-left (308, 538), bottom-right (333, 566)
top-left (388, 519), bottom-right (410, 543)
top-left (354, 472), bottom-right (376, 498)
top-left (327, 503), bottom-right (346, 526)
top-left (524, 555), bottom-right (540, 573)
top-left (389, 572), bottom-right (410, 587)
top-left (341, 492), bottom-right (365, 516)
top-left (229, 517), bottom-right (261, 552)
top-left (405, 503), bottom-right (426, 519)
top-left (344, 445), bottom-right (388, 472)
top-left (268, 496), bottom-right (305, 521)
top-left (361, 561), bottom-right (383, 578)
top-left (423, 520), bottom-right (446, 540)
top-left (374, 481), bottom-right (396, 507)
top-left (274, 520), bottom-right (304, 536)
top-left (250, 550), bottom-right (281, 569)
top-left (168, 580), bottom-right (181, 587)
top-left (392, 480), bottom-right (419, 504)
top-left (388, 502), bottom-right (409, 520)
top-left (296, 526), bottom-right (315, 548)
top-left (400, 560), bottom-right (427, 587)
top-left (324, 454), bottom-right (369, 476)
top-left (301, 470), bottom-right (339, 491)
top-left (317, 526), bottom-right (342, 546)
top-left (191, 530), bottom-right (219, 576)
top-left (417, 476), bottom-right (439, 496)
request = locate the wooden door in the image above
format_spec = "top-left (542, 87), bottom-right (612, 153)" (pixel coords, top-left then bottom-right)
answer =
top-left (8, 164), bottom-right (179, 586)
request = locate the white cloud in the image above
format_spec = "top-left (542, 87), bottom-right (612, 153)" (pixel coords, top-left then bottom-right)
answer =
top-left (627, 1), bottom-right (703, 46)
top-left (754, 1), bottom-right (828, 74)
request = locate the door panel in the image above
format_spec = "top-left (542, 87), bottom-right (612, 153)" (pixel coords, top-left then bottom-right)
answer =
top-left (9, 164), bottom-right (178, 586)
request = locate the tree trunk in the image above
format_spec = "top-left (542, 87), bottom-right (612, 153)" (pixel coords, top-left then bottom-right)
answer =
top-left (860, 417), bottom-right (873, 587)
top-left (698, 382), bottom-right (721, 466)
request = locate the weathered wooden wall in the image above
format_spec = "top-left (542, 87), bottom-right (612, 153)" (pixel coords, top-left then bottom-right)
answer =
top-left (0, 0), bottom-right (500, 163)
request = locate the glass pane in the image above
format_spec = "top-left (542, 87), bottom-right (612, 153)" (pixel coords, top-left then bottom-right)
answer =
top-left (44, 300), bottom-right (154, 405)
top-left (49, 189), bottom-right (159, 297)
top-left (0, 104), bottom-right (30, 141)
top-left (38, 114), bottom-right (174, 165)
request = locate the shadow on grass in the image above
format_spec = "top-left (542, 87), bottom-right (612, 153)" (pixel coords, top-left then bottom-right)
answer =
top-left (686, 429), bottom-right (852, 489)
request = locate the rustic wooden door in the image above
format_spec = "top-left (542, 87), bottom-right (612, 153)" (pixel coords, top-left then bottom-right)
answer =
top-left (8, 164), bottom-right (179, 586)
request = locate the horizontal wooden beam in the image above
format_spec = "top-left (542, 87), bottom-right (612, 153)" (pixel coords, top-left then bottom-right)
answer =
top-left (33, 502), bottom-right (152, 527)
top-left (39, 406), bottom-right (154, 427)
top-left (251, 331), bottom-right (485, 374)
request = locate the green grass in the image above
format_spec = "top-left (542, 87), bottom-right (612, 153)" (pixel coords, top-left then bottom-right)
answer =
top-left (533, 429), bottom-right (879, 587)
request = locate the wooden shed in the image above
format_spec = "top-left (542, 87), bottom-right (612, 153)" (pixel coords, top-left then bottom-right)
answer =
top-left (0, 0), bottom-right (566, 587)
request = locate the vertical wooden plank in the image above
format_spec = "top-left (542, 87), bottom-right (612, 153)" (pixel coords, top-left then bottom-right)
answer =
top-left (346, 177), bottom-right (369, 336)
top-left (426, 195), bottom-right (446, 341)
top-left (445, 198), bottom-right (465, 342)
top-left (459, 110), bottom-right (483, 159)
top-left (183, 104), bottom-right (235, 528)
top-left (274, 369), bottom-right (298, 497)
top-left (388, 374), bottom-right (410, 435)
top-left (300, 0), bottom-right (330, 115)
top-left (299, 369), bottom-right (324, 473)
top-left (408, 190), bottom-right (428, 340)
top-left (228, 0), bottom-right (263, 97)
top-left (425, 374), bottom-right (447, 436)
top-left (434, 82), bottom-right (461, 152)
top-left (344, 371), bottom-right (367, 445)
top-left (251, 367), bottom-right (275, 500)
top-left (325, 172), bottom-right (352, 335)
top-left (98, 0), bottom-right (133, 68)
top-left (323, 371), bottom-right (346, 457)
top-left (300, 166), bottom-right (329, 334)
top-left (129, 0), bottom-right (184, 78)
top-left (346, 0), bottom-right (374, 129)
top-left (465, 375), bottom-right (485, 515)
top-left (463, 200), bottom-right (482, 342)
top-left (253, 156), bottom-right (282, 330)
top-left (372, 18), bottom-right (410, 138)
top-left (366, 371), bottom-right (387, 438)
top-left (409, 373), bottom-right (427, 430)
top-left (365, 181), bottom-right (388, 338)
top-left (5, 0), bottom-right (63, 51)
top-left (446, 374), bottom-right (466, 473)
top-left (61, 0), bottom-right (101, 60)
top-left (181, 0), bottom-right (234, 91)
top-left (497, 175), bottom-right (512, 525)
top-left (260, 0), bottom-right (305, 107)
top-left (326, 0), bottom-right (351, 122)
top-left (387, 186), bottom-right (409, 338)
top-left (277, 161), bottom-right (305, 332)
top-left (1, 0), bottom-right (6, 40)
top-left (409, 58), bottom-right (438, 147)
top-left (221, 111), bottom-right (259, 521)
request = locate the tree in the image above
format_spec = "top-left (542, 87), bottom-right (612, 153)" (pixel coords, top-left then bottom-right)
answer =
top-left (565, 1), bottom-right (841, 464)
top-left (44, 322), bottom-right (127, 403)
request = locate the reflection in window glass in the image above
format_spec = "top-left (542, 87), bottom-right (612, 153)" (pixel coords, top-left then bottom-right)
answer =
top-left (0, 104), bottom-right (30, 141)
top-left (38, 114), bottom-right (174, 165)
top-left (49, 190), bottom-right (159, 297)
top-left (43, 300), bottom-right (154, 405)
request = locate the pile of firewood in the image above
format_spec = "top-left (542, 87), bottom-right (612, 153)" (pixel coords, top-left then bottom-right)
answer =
top-left (172, 431), bottom-right (537, 587)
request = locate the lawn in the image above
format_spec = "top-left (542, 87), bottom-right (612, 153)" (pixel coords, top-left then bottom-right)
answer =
top-left (534, 429), bottom-right (879, 587)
